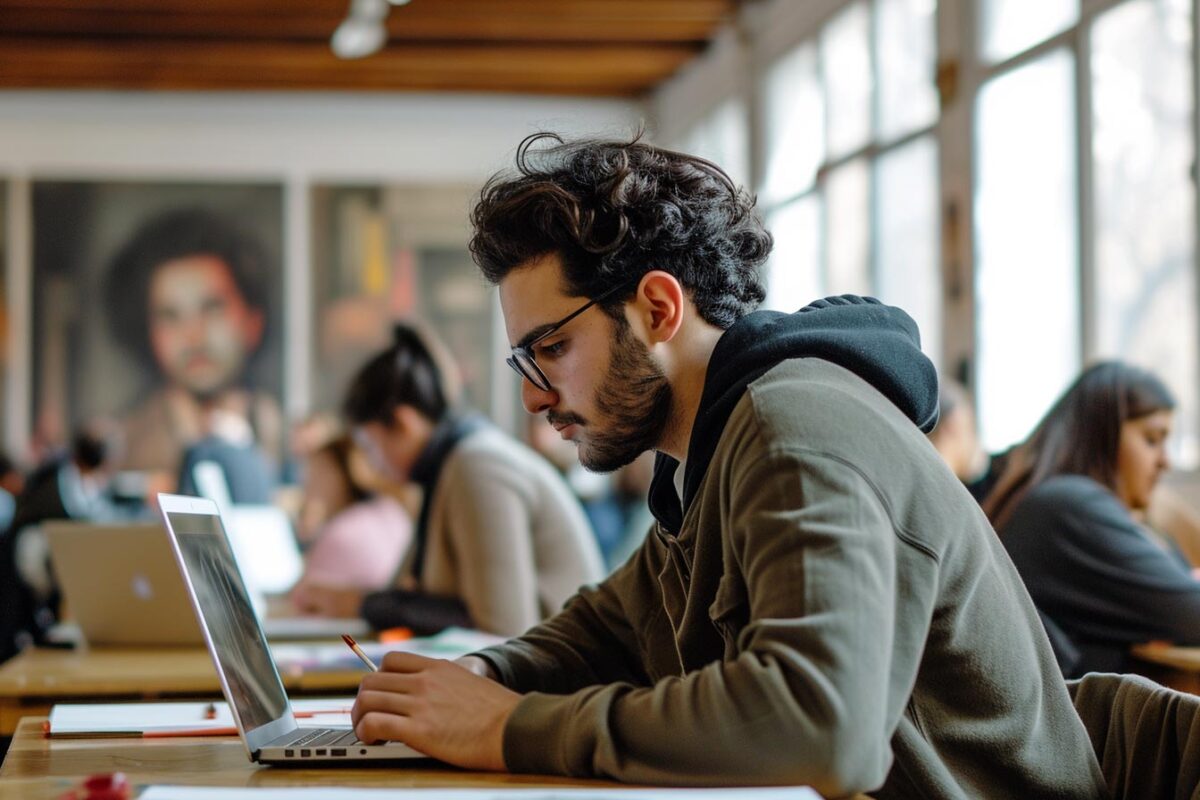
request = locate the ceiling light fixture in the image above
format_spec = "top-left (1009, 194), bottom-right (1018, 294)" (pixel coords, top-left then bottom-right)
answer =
top-left (331, 0), bottom-right (392, 60)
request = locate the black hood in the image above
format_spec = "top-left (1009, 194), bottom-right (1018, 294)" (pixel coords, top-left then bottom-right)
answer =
top-left (648, 295), bottom-right (939, 534)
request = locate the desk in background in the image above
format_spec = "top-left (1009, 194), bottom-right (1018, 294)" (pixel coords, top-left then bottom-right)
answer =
top-left (1130, 643), bottom-right (1200, 694)
top-left (0, 646), bottom-right (367, 737)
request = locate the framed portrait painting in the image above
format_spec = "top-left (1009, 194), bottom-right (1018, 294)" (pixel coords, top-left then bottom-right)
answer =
top-left (32, 180), bottom-right (285, 478)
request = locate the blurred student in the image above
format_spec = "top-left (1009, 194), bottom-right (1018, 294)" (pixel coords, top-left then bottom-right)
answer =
top-left (289, 434), bottom-right (411, 595)
top-left (983, 361), bottom-right (1200, 677)
top-left (0, 422), bottom-right (123, 661)
top-left (926, 378), bottom-right (990, 490)
top-left (0, 453), bottom-right (25, 535)
top-left (176, 407), bottom-right (275, 505)
top-left (524, 413), bottom-right (625, 563)
top-left (292, 324), bottom-right (603, 636)
top-left (104, 208), bottom-right (282, 480)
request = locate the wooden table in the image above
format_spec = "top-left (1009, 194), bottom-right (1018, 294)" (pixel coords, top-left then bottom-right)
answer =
top-left (1130, 643), bottom-right (1200, 694)
top-left (0, 646), bottom-right (366, 737)
top-left (0, 717), bottom-right (628, 800)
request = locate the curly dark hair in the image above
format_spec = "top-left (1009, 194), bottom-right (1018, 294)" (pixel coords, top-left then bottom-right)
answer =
top-left (469, 132), bottom-right (772, 329)
top-left (104, 207), bottom-right (270, 372)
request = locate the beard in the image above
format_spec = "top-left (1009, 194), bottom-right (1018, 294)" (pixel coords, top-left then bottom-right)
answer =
top-left (572, 320), bottom-right (672, 473)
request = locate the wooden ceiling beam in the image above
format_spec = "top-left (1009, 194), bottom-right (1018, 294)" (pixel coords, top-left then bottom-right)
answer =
top-left (0, 1), bottom-right (734, 42)
top-left (0, 0), bottom-right (733, 95)
top-left (0, 38), bottom-right (698, 95)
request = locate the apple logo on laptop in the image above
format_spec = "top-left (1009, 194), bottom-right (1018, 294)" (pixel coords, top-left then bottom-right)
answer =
top-left (131, 574), bottom-right (155, 601)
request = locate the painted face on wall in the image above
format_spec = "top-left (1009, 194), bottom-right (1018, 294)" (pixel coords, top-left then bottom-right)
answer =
top-left (147, 254), bottom-right (264, 398)
top-left (1114, 409), bottom-right (1173, 511)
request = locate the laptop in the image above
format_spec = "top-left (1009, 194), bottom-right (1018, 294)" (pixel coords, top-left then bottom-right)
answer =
top-left (43, 521), bottom-right (368, 646)
top-left (45, 522), bottom-right (206, 646)
top-left (157, 493), bottom-right (427, 765)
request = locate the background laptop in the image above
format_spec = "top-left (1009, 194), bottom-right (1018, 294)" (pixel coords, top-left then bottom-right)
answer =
top-left (44, 520), bottom-right (368, 646)
top-left (157, 493), bottom-right (426, 765)
top-left (45, 522), bottom-right (206, 646)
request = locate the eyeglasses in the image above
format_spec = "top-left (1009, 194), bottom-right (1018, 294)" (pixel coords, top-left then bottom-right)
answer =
top-left (506, 279), bottom-right (637, 392)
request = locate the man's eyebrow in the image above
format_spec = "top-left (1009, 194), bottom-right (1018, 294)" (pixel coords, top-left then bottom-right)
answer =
top-left (516, 322), bottom-right (557, 350)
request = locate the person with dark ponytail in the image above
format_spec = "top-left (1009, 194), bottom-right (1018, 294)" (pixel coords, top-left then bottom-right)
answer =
top-left (984, 360), bottom-right (1200, 677)
top-left (292, 323), bottom-right (603, 637)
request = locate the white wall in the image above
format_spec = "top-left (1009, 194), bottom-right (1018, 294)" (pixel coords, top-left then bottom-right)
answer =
top-left (0, 90), bottom-right (644, 453)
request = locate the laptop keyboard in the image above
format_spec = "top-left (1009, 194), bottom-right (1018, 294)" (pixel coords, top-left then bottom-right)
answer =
top-left (276, 728), bottom-right (362, 748)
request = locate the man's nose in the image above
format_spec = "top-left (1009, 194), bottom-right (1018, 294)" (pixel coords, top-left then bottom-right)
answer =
top-left (521, 379), bottom-right (558, 415)
top-left (180, 315), bottom-right (208, 346)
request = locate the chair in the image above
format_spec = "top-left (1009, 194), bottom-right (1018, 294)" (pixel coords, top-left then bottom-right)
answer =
top-left (1068, 672), bottom-right (1200, 799)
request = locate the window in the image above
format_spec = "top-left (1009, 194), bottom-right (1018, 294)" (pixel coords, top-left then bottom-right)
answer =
top-left (979, 0), bottom-right (1080, 63)
top-left (1091, 0), bottom-right (1196, 464)
top-left (876, 136), bottom-right (941, 363)
top-left (974, 51), bottom-right (1080, 452)
top-left (761, 43), bottom-right (824, 206)
top-left (764, 196), bottom-right (822, 313)
top-left (822, 3), bottom-right (873, 160)
top-left (759, 0), bottom-right (940, 365)
top-left (826, 159), bottom-right (871, 296)
top-left (877, 0), bottom-right (939, 139)
top-left (679, 99), bottom-right (751, 190)
top-left (969, 0), bottom-right (1199, 464)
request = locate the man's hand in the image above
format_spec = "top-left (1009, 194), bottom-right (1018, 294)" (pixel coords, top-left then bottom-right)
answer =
top-left (352, 652), bottom-right (520, 771)
top-left (289, 583), bottom-right (365, 618)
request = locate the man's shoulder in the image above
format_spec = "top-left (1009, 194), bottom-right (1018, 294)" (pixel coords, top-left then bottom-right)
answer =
top-left (737, 358), bottom-right (917, 447)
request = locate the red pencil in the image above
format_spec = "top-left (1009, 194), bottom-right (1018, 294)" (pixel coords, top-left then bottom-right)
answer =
top-left (341, 633), bottom-right (380, 672)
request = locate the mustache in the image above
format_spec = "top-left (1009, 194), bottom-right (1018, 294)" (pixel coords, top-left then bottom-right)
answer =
top-left (547, 411), bottom-right (586, 428)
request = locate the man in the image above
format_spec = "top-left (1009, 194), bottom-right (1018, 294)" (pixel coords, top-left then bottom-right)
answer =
top-left (104, 208), bottom-right (281, 478)
top-left (350, 135), bottom-right (1106, 797)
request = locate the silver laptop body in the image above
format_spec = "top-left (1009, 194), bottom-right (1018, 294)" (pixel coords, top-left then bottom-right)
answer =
top-left (44, 522), bottom-right (206, 646)
top-left (157, 493), bottom-right (426, 766)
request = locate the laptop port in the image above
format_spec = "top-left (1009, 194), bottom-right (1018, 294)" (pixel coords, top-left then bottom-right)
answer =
top-left (331, 748), bottom-right (346, 756)
top-left (285, 750), bottom-right (294, 757)
top-left (315, 749), bottom-right (326, 756)
top-left (300, 749), bottom-right (311, 757)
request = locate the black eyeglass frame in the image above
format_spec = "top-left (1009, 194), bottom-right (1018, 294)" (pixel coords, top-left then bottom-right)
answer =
top-left (506, 278), bottom-right (639, 392)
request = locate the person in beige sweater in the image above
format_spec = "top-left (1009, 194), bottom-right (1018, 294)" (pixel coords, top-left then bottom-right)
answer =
top-left (348, 134), bottom-right (1106, 798)
top-left (292, 323), bottom-right (603, 637)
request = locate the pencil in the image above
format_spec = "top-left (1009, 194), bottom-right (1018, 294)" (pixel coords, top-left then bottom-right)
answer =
top-left (341, 633), bottom-right (380, 672)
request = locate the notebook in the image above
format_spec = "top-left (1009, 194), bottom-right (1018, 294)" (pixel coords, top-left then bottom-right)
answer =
top-left (43, 520), bottom-right (368, 646)
top-left (157, 493), bottom-right (427, 765)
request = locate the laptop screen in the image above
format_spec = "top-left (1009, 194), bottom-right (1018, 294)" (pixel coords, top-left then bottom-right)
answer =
top-left (164, 509), bottom-right (289, 733)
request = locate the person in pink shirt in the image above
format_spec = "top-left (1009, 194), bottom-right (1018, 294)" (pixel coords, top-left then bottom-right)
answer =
top-left (291, 435), bottom-right (411, 601)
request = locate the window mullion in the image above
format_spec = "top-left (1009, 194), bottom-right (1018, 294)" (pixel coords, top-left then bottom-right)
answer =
top-left (1076, 18), bottom-right (1096, 364)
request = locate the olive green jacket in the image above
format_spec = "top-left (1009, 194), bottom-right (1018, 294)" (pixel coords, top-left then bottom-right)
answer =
top-left (477, 359), bottom-right (1106, 798)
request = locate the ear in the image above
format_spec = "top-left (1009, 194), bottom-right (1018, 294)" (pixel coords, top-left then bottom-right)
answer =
top-left (628, 270), bottom-right (685, 346)
top-left (391, 404), bottom-right (418, 433)
top-left (392, 403), bottom-right (437, 437)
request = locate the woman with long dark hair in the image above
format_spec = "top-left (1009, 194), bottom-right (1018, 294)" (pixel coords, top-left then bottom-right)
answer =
top-left (292, 323), bottom-right (603, 636)
top-left (984, 361), bottom-right (1200, 676)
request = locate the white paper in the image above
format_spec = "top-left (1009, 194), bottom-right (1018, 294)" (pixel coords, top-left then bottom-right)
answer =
top-left (141, 787), bottom-right (821, 800)
top-left (47, 697), bottom-right (355, 736)
top-left (272, 627), bottom-right (506, 673)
